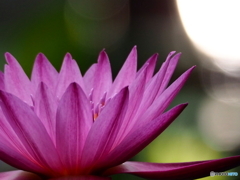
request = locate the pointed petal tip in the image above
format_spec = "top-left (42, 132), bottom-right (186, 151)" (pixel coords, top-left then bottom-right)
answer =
top-left (35, 53), bottom-right (48, 63)
top-left (100, 48), bottom-right (106, 52)
top-left (98, 50), bottom-right (109, 63)
top-left (182, 102), bottom-right (189, 107)
top-left (175, 52), bottom-right (182, 56)
top-left (118, 86), bottom-right (129, 97)
top-left (150, 53), bottom-right (159, 60)
top-left (36, 52), bottom-right (46, 59)
top-left (177, 103), bottom-right (188, 112)
top-left (69, 81), bottom-right (79, 88)
top-left (4, 52), bottom-right (11, 57)
top-left (64, 52), bottom-right (72, 60)
top-left (4, 52), bottom-right (16, 64)
top-left (168, 51), bottom-right (177, 57)
top-left (164, 51), bottom-right (181, 65)
top-left (131, 46), bottom-right (137, 52)
top-left (190, 65), bottom-right (197, 71)
top-left (185, 65), bottom-right (196, 74)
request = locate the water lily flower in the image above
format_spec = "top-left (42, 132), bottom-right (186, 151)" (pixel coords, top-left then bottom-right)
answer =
top-left (0, 47), bottom-right (239, 180)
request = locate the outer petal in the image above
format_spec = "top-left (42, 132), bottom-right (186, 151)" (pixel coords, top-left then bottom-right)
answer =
top-left (50, 175), bottom-right (111, 180)
top-left (55, 53), bottom-right (85, 98)
top-left (0, 107), bottom-right (49, 174)
top-left (4, 53), bottom-right (32, 105)
top-left (81, 87), bottom-right (129, 173)
top-left (136, 54), bottom-right (158, 83)
top-left (104, 156), bottom-right (240, 180)
top-left (135, 56), bottom-right (171, 118)
top-left (113, 65), bottom-right (148, 144)
top-left (84, 50), bottom-right (112, 103)
top-left (34, 82), bottom-right (58, 145)
top-left (56, 83), bottom-right (92, 173)
top-left (138, 66), bottom-right (195, 125)
top-left (31, 53), bottom-right (58, 93)
top-left (108, 46), bottom-right (137, 98)
top-left (0, 170), bottom-right (42, 180)
top-left (128, 56), bottom-right (171, 132)
top-left (0, 135), bottom-right (48, 174)
top-left (139, 51), bottom-right (178, 113)
top-left (94, 104), bottom-right (188, 171)
top-left (0, 91), bottom-right (63, 176)
top-left (157, 52), bottom-right (181, 95)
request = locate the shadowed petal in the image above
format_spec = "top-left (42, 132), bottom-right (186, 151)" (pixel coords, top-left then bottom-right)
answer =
top-left (4, 53), bottom-right (32, 105)
top-left (50, 175), bottom-right (111, 180)
top-left (84, 50), bottom-right (112, 103)
top-left (31, 53), bottom-right (58, 93)
top-left (56, 83), bottom-right (92, 173)
top-left (55, 53), bottom-right (85, 98)
top-left (0, 170), bottom-right (42, 180)
top-left (108, 46), bottom-right (137, 98)
top-left (0, 91), bottom-right (63, 175)
top-left (34, 82), bottom-right (58, 145)
top-left (104, 156), bottom-right (240, 180)
top-left (95, 104), bottom-right (187, 171)
top-left (81, 87), bottom-right (129, 173)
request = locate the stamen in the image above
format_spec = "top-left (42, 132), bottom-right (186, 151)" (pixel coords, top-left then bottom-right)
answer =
top-left (93, 113), bottom-right (98, 120)
top-left (100, 92), bottom-right (107, 106)
top-left (88, 88), bottom-right (94, 101)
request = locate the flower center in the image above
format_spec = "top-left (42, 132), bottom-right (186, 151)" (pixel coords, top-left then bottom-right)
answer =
top-left (89, 90), bottom-right (107, 121)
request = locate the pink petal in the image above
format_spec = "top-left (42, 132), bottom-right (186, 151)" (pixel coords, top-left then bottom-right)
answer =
top-left (95, 103), bottom-right (187, 171)
top-left (0, 135), bottom-right (48, 174)
top-left (34, 82), bottom-right (58, 145)
top-left (55, 53), bottom-right (85, 99)
top-left (0, 109), bottom-right (49, 174)
top-left (49, 175), bottom-right (111, 180)
top-left (113, 65), bottom-right (148, 144)
top-left (0, 91), bottom-right (63, 175)
top-left (139, 52), bottom-right (179, 113)
top-left (0, 170), bottom-right (42, 180)
top-left (31, 53), bottom-right (58, 93)
top-left (56, 83), bottom-right (92, 173)
top-left (84, 50), bottom-right (112, 103)
top-left (129, 57), bottom-right (171, 131)
top-left (0, 71), bottom-right (5, 90)
top-left (81, 87), bottom-right (129, 173)
top-left (108, 46), bottom-right (137, 98)
top-left (104, 156), bottom-right (240, 180)
top-left (4, 53), bottom-right (32, 105)
top-left (138, 66), bottom-right (195, 125)
top-left (157, 52), bottom-right (181, 95)
top-left (136, 53), bottom-right (158, 83)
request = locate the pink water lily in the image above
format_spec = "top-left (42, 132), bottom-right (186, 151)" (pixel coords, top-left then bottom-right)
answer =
top-left (0, 47), bottom-right (239, 180)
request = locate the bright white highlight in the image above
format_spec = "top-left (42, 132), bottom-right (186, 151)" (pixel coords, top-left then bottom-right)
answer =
top-left (176, 0), bottom-right (240, 72)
